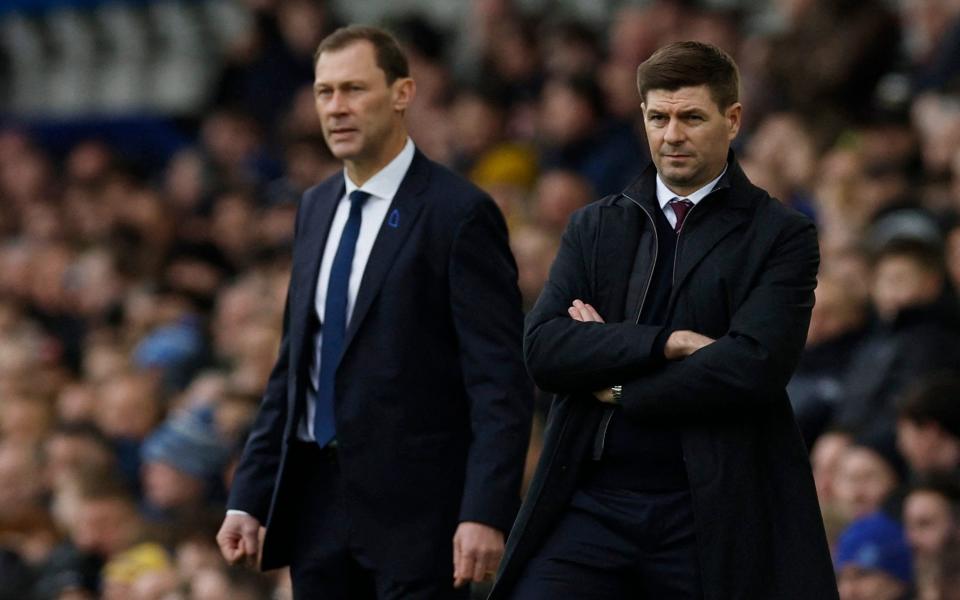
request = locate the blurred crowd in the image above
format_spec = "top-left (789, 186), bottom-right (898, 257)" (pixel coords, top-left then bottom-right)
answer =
top-left (2, 0), bottom-right (960, 598)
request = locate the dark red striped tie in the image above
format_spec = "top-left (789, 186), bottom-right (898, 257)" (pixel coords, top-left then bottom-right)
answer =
top-left (669, 198), bottom-right (694, 232)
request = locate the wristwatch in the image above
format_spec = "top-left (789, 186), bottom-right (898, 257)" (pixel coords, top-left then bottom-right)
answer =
top-left (611, 385), bottom-right (622, 403)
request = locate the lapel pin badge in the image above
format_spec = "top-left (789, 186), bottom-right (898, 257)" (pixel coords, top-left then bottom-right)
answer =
top-left (388, 208), bottom-right (400, 228)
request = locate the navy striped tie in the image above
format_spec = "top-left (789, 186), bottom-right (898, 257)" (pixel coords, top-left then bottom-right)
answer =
top-left (314, 190), bottom-right (370, 447)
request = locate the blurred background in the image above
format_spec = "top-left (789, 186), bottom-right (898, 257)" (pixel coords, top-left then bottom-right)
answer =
top-left (2, 0), bottom-right (960, 598)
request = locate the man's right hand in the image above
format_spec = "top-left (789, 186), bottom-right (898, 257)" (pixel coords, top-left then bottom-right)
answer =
top-left (216, 512), bottom-right (263, 568)
top-left (664, 330), bottom-right (715, 360)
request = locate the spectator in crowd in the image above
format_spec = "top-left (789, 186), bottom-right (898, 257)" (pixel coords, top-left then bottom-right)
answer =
top-left (448, 84), bottom-right (538, 199)
top-left (897, 374), bottom-right (960, 477)
top-left (789, 274), bottom-right (869, 447)
top-left (833, 436), bottom-right (905, 524)
top-left (537, 73), bottom-right (646, 196)
top-left (835, 511), bottom-right (913, 600)
top-left (903, 476), bottom-right (960, 566)
top-left (510, 225), bottom-right (559, 312)
top-left (139, 406), bottom-right (230, 526)
top-left (834, 238), bottom-right (960, 440)
top-left (811, 430), bottom-right (856, 546)
top-left (764, 0), bottom-right (900, 132)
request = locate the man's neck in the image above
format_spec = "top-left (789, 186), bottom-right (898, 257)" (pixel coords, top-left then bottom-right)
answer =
top-left (661, 165), bottom-right (726, 198)
top-left (345, 130), bottom-right (408, 186)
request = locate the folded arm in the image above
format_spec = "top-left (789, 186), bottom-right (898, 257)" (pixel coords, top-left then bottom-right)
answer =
top-left (524, 211), bottom-right (666, 393)
top-left (617, 219), bottom-right (819, 420)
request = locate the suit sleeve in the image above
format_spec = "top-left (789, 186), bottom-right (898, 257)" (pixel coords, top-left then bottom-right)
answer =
top-left (226, 295), bottom-right (291, 522)
top-left (226, 202), bottom-right (305, 522)
top-left (618, 215), bottom-right (819, 420)
top-left (524, 207), bottom-right (666, 394)
top-left (448, 197), bottom-right (533, 534)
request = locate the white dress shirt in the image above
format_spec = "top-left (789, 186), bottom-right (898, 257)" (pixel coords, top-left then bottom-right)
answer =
top-left (298, 137), bottom-right (416, 441)
top-left (654, 166), bottom-right (726, 228)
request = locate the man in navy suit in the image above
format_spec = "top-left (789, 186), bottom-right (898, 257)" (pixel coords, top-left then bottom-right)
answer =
top-left (216, 26), bottom-right (532, 600)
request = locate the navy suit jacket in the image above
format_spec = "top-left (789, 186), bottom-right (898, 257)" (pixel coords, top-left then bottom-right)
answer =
top-left (227, 150), bottom-right (532, 580)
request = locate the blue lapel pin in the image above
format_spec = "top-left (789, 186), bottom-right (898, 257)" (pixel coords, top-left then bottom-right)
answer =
top-left (388, 208), bottom-right (400, 228)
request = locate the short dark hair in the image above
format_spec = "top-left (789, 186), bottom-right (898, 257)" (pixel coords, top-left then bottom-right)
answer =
top-left (314, 25), bottom-right (409, 84)
top-left (909, 473), bottom-right (960, 505)
top-left (873, 237), bottom-right (946, 274)
top-left (898, 374), bottom-right (960, 439)
top-left (636, 41), bottom-right (740, 110)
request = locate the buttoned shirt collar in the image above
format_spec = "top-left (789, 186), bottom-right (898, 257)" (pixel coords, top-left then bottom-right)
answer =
top-left (343, 137), bottom-right (415, 201)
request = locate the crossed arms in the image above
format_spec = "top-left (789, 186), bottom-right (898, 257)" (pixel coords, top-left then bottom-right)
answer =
top-left (524, 207), bottom-right (819, 420)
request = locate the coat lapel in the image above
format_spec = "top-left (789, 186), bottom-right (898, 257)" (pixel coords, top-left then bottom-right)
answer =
top-left (670, 161), bottom-right (755, 301)
top-left (342, 150), bottom-right (430, 352)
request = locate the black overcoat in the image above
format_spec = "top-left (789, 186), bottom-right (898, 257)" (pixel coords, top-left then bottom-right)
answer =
top-left (491, 154), bottom-right (839, 599)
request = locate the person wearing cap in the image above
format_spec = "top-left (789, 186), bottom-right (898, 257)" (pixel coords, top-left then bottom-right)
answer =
top-left (836, 512), bottom-right (913, 600)
top-left (140, 406), bottom-right (230, 517)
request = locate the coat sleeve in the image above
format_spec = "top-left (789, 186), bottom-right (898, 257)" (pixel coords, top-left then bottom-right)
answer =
top-left (618, 214), bottom-right (819, 420)
top-left (524, 207), bottom-right (666, 394)
top-left (448, 197), bottom-right (533, 534)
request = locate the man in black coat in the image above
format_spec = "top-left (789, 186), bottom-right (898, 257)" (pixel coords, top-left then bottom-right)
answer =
top-left (491, 41), bottom-right (838, 599)
top-left (216, 26), bottom-right (532, 599)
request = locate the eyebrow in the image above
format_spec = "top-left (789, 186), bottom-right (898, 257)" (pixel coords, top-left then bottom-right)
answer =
top-left (646, 108), bottom-right (707, 118)
top-left (313, 80), bottom-right (364, 90)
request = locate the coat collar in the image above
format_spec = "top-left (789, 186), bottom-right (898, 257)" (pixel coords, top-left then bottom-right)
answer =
top-left (621, 149), bottom-right (754, 212)
top-left (620, 150), bottom-right (757, 299)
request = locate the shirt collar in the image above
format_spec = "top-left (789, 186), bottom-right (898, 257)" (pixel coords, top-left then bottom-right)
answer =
top-left (655, 165), bottom-right (727, 211)
top-left (343, 137), bottom-right (415, 201)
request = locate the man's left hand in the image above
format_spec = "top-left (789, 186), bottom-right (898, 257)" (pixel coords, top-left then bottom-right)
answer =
top-left (453, 521), bottom-right (504, 588)
top-left (568, 299), bottom-right (605, 323)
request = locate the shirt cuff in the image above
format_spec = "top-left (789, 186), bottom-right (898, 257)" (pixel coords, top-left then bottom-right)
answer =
top-left (654, 327), bottom-right (673, 361)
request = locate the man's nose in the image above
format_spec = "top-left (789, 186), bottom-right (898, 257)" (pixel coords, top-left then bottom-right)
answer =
top-left (664, 118), bottom-right (685, 144)
top-left (324, 90), bottom-right (348, 115)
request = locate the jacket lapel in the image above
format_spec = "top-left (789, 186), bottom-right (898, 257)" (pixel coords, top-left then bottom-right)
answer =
top-left (342, 150), bottom-right (430, 352)
top-left (290, 177), bottom-right (345, 357)
top-left (670, 160), bottom-right (754, 300)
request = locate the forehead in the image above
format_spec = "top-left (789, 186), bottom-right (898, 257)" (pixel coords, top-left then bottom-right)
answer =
top-left (315, 40), bottom-right (384, 82)
top-left (906, 491), bottom-right (951, 514)
top-left (644, 85), bottom-right (719, 112)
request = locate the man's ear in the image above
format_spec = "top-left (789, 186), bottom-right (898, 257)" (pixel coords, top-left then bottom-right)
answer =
top-left (726, 102), bottom-right (742, 140)
top-left (393, 77), bottom-right (416, 112)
